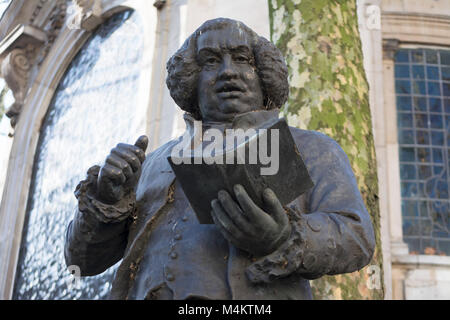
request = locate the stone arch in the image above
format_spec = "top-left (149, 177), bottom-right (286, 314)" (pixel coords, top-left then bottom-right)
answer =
top-left (0, 0), bottom-right (156, 299)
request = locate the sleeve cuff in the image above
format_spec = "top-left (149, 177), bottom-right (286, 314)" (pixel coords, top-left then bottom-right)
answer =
top-left (75, 165), bottom-right (136, 224)
top-left (246, 207), bottom-right (337, 283)
top-left (245, 206), bottom-right (306, 283)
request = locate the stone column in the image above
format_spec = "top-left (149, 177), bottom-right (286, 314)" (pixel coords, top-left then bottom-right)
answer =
top-left (382, 38), bottom-right (409, 299)
top-left (357, 0), bottom-right (392, 299)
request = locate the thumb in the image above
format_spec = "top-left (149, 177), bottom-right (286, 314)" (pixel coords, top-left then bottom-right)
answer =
top-left (134, 135), bottom-right (149, 152)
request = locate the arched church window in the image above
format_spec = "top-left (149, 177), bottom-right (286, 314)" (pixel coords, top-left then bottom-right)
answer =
top-left (13, 9), bottom-right (146, 299)
top-left (395, 48), bottom-right (450, 256)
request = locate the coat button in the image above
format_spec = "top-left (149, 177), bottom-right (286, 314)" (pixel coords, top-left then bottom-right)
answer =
top-left (145, 276), bottom-right (152, 287)
top-left (327, 239), bottom-right (336, 249)
top-left (166, 273), bottom-right (175, 281)
top-left (170, 252), bottom-right (178, 259)
top-left (174, 234), bottom-right (182, 240)
top-left (182, 216), bottom-right (188, 222)
top-left (307, 218), bottom-right (322, 232)
top-left (303, 253), bottom-right (317, 270)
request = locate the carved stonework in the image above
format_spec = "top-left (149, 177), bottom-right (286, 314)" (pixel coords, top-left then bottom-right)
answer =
top-left (382, 38), bottom-right (399, 61)
top-left (29, 0), bottom-right (50, 26)
top-left (153, 0), bottom-right (167, 10)
top-left (2, 48), bottom-right (31, 127)
top-left (68, 0), bottom-right (103, 31)
top-left (0, 24), bottom-right (47, 127)
top-left (37, 0), bottom-right (68, 65)
top-left (0, 0), bottom-right (67, 127)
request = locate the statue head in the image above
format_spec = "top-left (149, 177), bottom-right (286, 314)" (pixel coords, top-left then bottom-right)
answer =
top-left (166, 18), bottom-right (289, 122)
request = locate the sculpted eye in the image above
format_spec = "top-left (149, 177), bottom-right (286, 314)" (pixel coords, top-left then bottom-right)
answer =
top-left (235, 56), bottom-right (248, 63)
top-left (205, 57), bottom-right (219, 65)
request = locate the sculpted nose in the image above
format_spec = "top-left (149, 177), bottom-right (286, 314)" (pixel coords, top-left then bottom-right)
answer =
top-left (218, 54), bottom-right (238, 79)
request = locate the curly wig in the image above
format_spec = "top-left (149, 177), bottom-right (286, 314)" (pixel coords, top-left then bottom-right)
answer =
top-left (166, 18), bottom-right (289, 120)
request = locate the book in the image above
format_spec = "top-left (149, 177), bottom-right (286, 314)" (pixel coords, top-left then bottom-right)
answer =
top-left (168, 118), bottom-right (314, 224)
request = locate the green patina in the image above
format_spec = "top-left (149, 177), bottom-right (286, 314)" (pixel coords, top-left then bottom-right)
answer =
top-left (269, 0), bottom-right (384, 299)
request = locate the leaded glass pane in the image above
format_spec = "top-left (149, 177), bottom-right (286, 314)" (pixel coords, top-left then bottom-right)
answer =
top-left (399, 129), bottom-right (414, 144)
top-left (419, 201), bottom-right (428, 217)
top-left (395, 65), bottom-right (410, 78)
top-left (431, 131), bottom-right (444, 146)
top-left (417, 147), bottom-right (431, 163)
top-left (412, 80), bottom-right (426, 95)
top-left (396, 80), bottom-right (411, 94)
top-left (400, 164), bottom-right (416, 180)
top-left (443, 83), bottom-right (450, 97)
top-left (397, 96), bottom-right (412, 111)
top-left (402, 200), bottom-right (419, 217)
top-left (416, 130), bottom-right (429, 144)
top-left (412, 65), bottom-right (424, 79)
top-left (413, 97), bottom-right (427, 111)
top-left (398, 113), bottom-right (413, 127)
top-left (441, 50), bottom-right (450, 65)
top-left (429, 98), bottom-right (442, 112)
top-left (425, 50), bottom-right (438, 64)
top-left (430, 114), bottom-right (443, 128)
top-left (427, 66), bottom-right (439, 80)
top-left (395, 50), bottom-right (409, 62)
top-left (395, 48), bottom-right (450, 256)
top-left (418, 165), bottom-right (432, 179)
top-left (442, 67), bottom-right (450, 81)
top-left (412, 50), bottom-right (424, 63)
top-left (400, 147), bottom-right (415, 162)
top-left (428, 82), bottom-right (441, 96)
top-left (415, 114), bottom-right (428, 128)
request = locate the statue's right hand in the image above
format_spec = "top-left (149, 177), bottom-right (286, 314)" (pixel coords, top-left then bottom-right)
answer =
top-left (97, 135), bottom-right (149, 204)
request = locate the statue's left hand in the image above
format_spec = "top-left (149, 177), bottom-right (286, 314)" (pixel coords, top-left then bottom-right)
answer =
top-left (211, 184), bottom-right (291, 256)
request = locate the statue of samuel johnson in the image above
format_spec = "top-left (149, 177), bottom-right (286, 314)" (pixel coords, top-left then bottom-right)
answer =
top-left (65, 18), bottom-right (375, 300)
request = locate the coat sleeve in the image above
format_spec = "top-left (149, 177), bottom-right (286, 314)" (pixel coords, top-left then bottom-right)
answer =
top-left (64, 165), bottom-right (135, 276)
top-left (246, 131), bottom-right (376, 283)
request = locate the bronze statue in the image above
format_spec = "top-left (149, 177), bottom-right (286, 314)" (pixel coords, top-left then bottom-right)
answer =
top-left (65, 18), bottom-right (375, 300)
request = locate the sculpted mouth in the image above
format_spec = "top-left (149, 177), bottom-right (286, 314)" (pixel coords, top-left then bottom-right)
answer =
top-left (216, 83), bottom-right (244, 94)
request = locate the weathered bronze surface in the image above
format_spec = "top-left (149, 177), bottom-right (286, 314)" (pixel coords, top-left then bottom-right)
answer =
top-left (64, 18), bottom-right (375, 300)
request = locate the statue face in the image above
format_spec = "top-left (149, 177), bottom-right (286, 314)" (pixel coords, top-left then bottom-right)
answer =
top-left (196, 26), bottom-right (264, 122)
